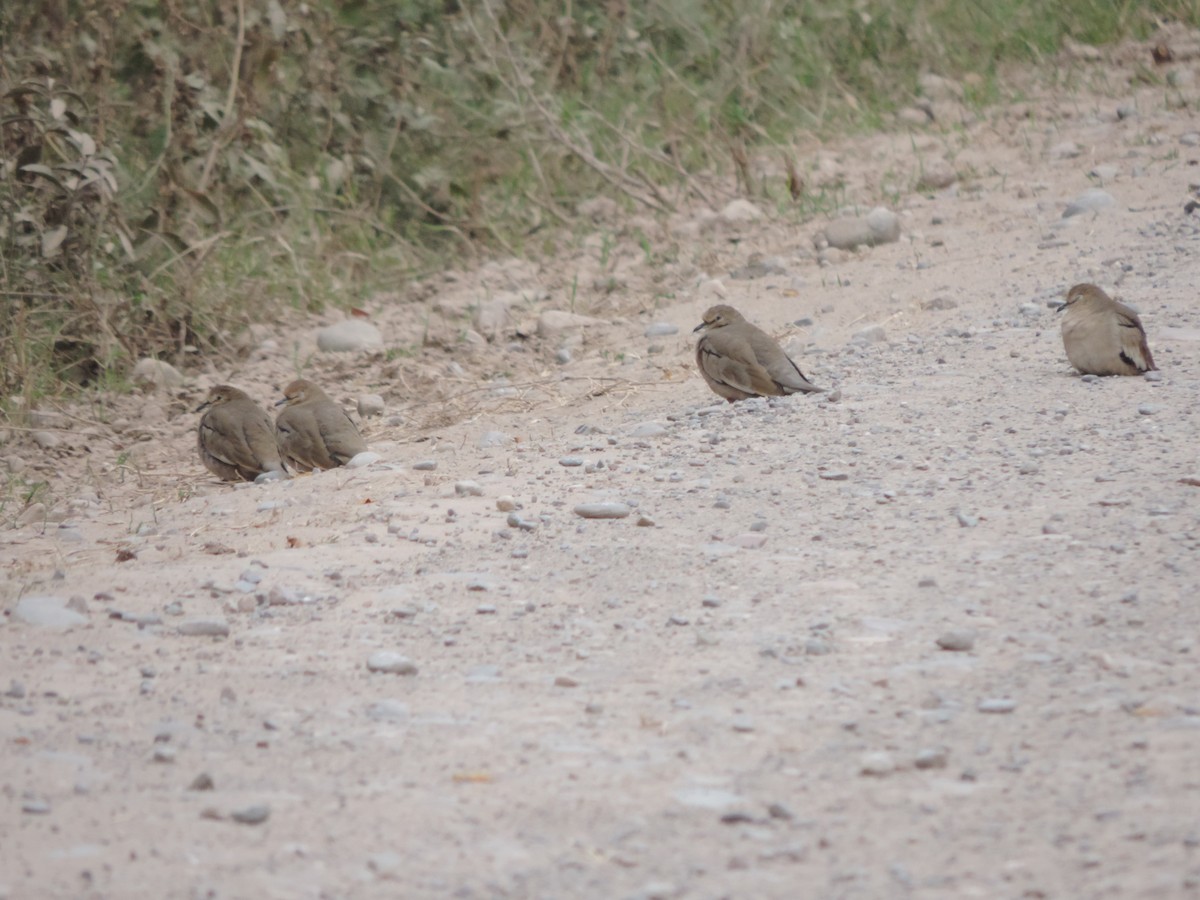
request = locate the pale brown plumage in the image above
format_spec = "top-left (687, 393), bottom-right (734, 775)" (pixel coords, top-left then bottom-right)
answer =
top-left (1060, 283), bottom-right (1157, 377)
top-left (195, 385), bottom-right (287, 482)
top-left (693, 304), bottom-right (824, 402)
top-left (274, 379), bottom-right (367, 472)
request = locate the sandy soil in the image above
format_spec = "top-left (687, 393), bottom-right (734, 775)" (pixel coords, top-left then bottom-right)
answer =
top-left (3, 31), bottom-right (1200, 900)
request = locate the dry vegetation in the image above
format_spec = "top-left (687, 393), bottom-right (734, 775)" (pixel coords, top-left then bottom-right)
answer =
top-left (1, 0), bottom-right (1196, 409)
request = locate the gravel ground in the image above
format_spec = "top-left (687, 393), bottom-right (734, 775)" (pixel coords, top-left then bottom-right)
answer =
top-left (3, 31), bottom-right (1200, 900)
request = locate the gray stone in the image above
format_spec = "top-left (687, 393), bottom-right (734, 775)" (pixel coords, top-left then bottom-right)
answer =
top-left (131, 358), bottom-right (184, 390)
top-left (316, 319), bottom-right (384, 352)
top-left (12, 596), bottom-right (88, 630)
top-left (231, 805), bottom-right (270, 825)
top-left (860, 752), bottom-right (896, 776)
top-left (644, 322), bottom-right (679, 337)
top-left (455, 480), bottom-right (483, 497)
top-left (718, 199), bottom-right (764, 224)
top-left (537, 310), bottom-right (605, 338)
top-left (851, 324), bottom-right (887, 345)
top-left (477, 431), bottom-right (514, 449)
top-left (977, 698), bottom-right (1017, 714)
top-left (936, 630), bottom-right (975, 652)
top-left (178, 619), bottom-right (230, 637)
top-left (915, 747), bottom-right (949, 769)
top-left (820, 207), bottom-right (900, 250)
top-left (1063, 188), bottom-right (1116, 218)
top-left (574, 502), bottom-right (631, 519)
top-left (345, 451), bottom-right (380, 469)
top-left (629, 422), bottom-right (668, 438)
top-left (357, 394), bottom-right (385, 418)
top-left (367, 652), bottom-right (418, 675)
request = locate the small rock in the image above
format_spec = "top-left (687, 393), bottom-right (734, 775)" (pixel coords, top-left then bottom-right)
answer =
top-left (412, 460), bottom-right (437, 471)
top-left (936, 631), bottom-right (975, 652)
top-left (496, 496), bottom-right (517, 511)
top-left (719, 199), bottom-right (764, 224)
top-left (12, 596), bottom-right (88, 630)
top-left (956, 512), bottom-right (979, 528)
top-left (22, 799), bottom-right (51, 815)
top-left (574, 502), bottom-right (631, 519)
top-left (915, 747), bottom-right (949, 770)
top-left (316, 319), bottom-right (383, 352)
top-left (177, 619), bottom-right (230, 637)
top-left (851, 324), bottom-right (887, 345)
top-left (231, 805), bottom-right (270, 825)
top-left (559, 456), bottom-right (584, 467)
top-left (1137, 404), bottom-right (1159, 416)
top-left (32, 431), bottom-right (61, 450)
top-left (537, 310), bottom-right (605, 338)
top-left (1063, 188), bottom-right (1116, 218)
top-left (477, 431), bottom-right (514, 449)
top-left (345, 451), bottom-right (380, 469)
top-left (644, 322), bottom-right (679, 337)
top-left (977, 698), bottom-right (1017, 714)
top-left (131, 358), bottom-right (184, 390)
top-left (629, 422), bottom-right (668, 438)
top-left (860, 752), bottom-right (896, 776)
top-left (820, 207), bottom-right (900, 250)
top-left (455, 480), bottom-right (484, 497)
top-left (357, 394), bottom-right (385, 418)
top-left (366, 652), bottom-right (418, 676)
top-left (554, 675), bottom-right (579, 688)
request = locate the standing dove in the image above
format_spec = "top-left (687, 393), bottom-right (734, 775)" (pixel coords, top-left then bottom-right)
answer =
top-left (1060, 283), bottom-right (1157, 376)
top-left (693, 304), bottom-right (824, 402)
top-left (274, 378), bottom-right (367, 472)
top-left (195, 385), bottom-right (287, 482)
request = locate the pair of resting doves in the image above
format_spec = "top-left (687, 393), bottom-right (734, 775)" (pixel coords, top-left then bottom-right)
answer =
top-left (693, 283), bottom-right (1155, 404)
top-left (195, 379), bottom-right (366, 482)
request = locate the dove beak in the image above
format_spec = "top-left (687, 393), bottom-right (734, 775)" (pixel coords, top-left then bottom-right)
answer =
top-left (693, 321), bottom-right (708, 333)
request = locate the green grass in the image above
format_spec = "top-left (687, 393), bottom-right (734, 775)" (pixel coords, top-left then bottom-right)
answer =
top-left (1, 0), bottom-right (1197, 408)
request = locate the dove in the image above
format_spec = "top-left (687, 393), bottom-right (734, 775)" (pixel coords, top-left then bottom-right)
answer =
top-left (1060, 283), bottom-right (1157, 376)
top-left (195, 385), bottom-right (287, 482)
top-left (274, 378), bottom-right (367, 472)
top-left (693, 304), bottom-right (825, 402)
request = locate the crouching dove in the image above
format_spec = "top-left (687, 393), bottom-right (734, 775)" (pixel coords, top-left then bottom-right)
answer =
top-left (274, 378), bottom-right (367, 472)
top-left (195, 385), bottom-right (287, 482)
top-left (694, 304), bottom-right (825, 402)
top-left (1060, 283), bottom-right (1157, 376)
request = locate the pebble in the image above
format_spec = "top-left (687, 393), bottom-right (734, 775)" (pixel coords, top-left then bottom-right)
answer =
top-left (454, 480), bottom-right (484, 497)
top-left (11, 596), bottom-right (88, 630)
top-left (819, 472), bottom-right (849, 481)
top-left (731, 717), bottom-right (755, 733)
top-left (554, 675), bottom-right (579, 688)
top-left (1062, 188), bottom-right (1116, 218)
top-left (32, 431), bottom-right (61, 449)
top-left (644, 322), bottom-right (679, 337)
top-left (819, 207), bottom-right (901, 250)
top-left (574, 502), bottom-right (631, 519)
top-left (366, 700), bottom-right (410, 723)
top-left (316, 319), bottom-right (383, 352)
top-left (936, 630), bottom-right (975, 652)
top-left (805, 638), bottom-right (832, 656)
top-left (956, 512), bottom-right (979, 528)
top-left (345, 451), bottom-right (381, 469)
top-left (636, 515), bottom-right (655, 527)
top-left (1138, 403), bottom-right (1159, 416)
top-left (412, 460), bottom-right (437, 471)
top-left (860, 752), bottom-right (896, 776)
top-left (477, 431), bottom-right (513, 449)
top-left (915, 747), bottom-right (949, 769)
top-left (366, 652), bottom-right (418, 675)
top-left (230, 805), bottom-right (271, 825)
top-left (537, 309), bottom-right (605, 338)
top-left (629, 422), bottom-right (668, 438)
top-left (555, 348), bottom-right (572, 365)
top-left (559, 456), bottom-right (584, 467)
top-left (851, 324), bottom-right (887, 345)
top-left (131, 358), bottom-right (184, 390)
top-left (22, 799), bottom-right (51, 815)
top-left (356, 394), bottom-right (385, 418)
top-left (177, 619), bottom-right (230, 637)
top-left (977, 698), bottom-right (1017, 714)
top-left (475, 604), bottom-right (496, 614)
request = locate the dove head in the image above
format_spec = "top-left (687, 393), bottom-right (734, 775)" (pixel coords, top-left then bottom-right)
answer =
top-left (1061, 283), bottom-right (1107, 312)
top-left (195, 384), bottom-right (250, 413)
top-left (694, 304), bottom-right (745, 333)
top-left (277, 378), bottom-right (326, 407)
